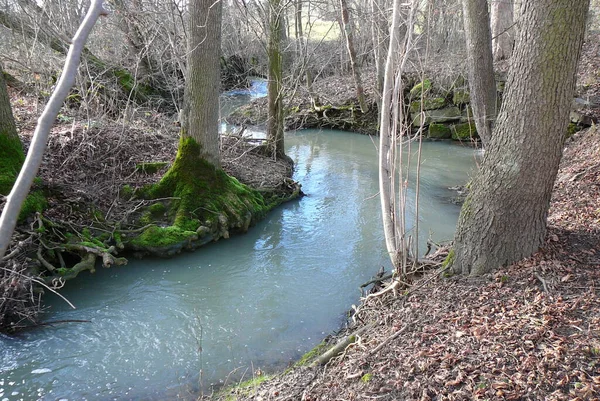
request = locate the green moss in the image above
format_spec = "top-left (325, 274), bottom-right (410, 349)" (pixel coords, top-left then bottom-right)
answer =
top-left (0, 132), bottom-right (25, 195)
top-left (18, 190), bottom-right (47, 221)
top-left (121, 185), bottom-right (134, 199)
top-left (428, 123), bottom-right (452, 139)
top-left (442, 249), bottom-right (455, 270)
top-left (409, 97), bottom-right (446, 113)
top-left (135, 162), bottom-right (169, 174)
top-left (451, 122), bottom-right (478, 140)
top-left (567, 122), bottom-right (582, 138)
top-left (149, 202), bottom-right (166, 215)
top-left (452, 90), bottom-right (470, 105)
top-left (295, 341), bottom-right (328, 367)
top-left (130, 225), bottom-right (197, 248)
top-left (361, 373), bottom-right (373, 383)
top-left (146, 136), bottom-right (269, 228)
top-left (409, 79), bottom-right (431, 98)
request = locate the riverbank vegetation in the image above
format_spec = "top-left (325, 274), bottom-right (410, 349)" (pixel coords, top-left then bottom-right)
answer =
top-left (0, 0), bottom-right (599, 399)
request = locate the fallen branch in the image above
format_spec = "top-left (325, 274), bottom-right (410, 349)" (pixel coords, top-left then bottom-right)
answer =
top-left (311, 324), bottom-right (373, 367)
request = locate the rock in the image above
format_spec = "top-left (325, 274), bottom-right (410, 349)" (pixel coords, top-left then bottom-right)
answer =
top-left (409, 79), bottom-right (432, 98)
top-left (452, 90), bottom-right (470, 105)
top-left (412, 106), bottom-right (461, 126)
top-left (196, 225), bottom-right (211, 238)
top-left (428, 123), bottom-right (452, 139)
top-left (570, 111), bottom-right (594, 126)
top-left (409, 97), bottom-right (447, 113)
top-left (460, 106), bottom-right (474, 123)
top-left (451, 122), bottom-right (478, 141)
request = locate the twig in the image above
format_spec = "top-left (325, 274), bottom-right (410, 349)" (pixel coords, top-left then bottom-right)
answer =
top-left (535, 273), bottom-right (550, 293)
top-left (367, 323), bottom-right (410, 357)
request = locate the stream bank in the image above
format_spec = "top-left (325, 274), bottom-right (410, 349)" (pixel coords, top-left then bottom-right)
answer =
top-left (0, 83), bottom-right (300, 332)
top-left (210, 125), bottom-right (600, 401)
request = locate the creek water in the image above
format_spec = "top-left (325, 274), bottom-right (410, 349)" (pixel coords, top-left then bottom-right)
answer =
top-left (0, 85), bottom-right (478, 401)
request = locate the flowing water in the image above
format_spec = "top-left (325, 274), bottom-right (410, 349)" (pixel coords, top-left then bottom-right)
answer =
top-left (0, 85), bottom-right (478, 401)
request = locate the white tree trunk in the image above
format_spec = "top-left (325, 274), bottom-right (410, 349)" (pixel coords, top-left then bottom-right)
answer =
top-left (0, 0), bottom-right (108, 259)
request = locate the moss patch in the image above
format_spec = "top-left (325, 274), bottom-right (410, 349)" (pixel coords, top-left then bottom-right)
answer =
top-left (452, 90), bottom-right (470, 105)
top-left (295, 341), bottom-right (329, 367)
top-left (0, 132), bottom-right (25, 195)
top-left (19, 190), bottom-right (48, 221)
top-left (451, 122), bottom-right (478, 140)
top-left (428, 123), bottom-right (452, 139)
top-left (130, 225), bottom-right (197, 248)
top-left (409, 79), bottom-right (432, 98)
top-left (409, 97), bottom-right (447, 113)
top-left (131, 136), bottom-right (271, 250)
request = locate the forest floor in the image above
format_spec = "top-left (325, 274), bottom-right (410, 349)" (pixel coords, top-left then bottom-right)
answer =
top-left (209, 37), bottom-right (600, 401)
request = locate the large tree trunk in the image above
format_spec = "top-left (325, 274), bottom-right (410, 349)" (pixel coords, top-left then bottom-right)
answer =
top-left (490, 0), bottom-right (514, 61)
top-left (181, 0), bottom-right (222, 167)
top-left (0, 63), bottom-right (24, 196)
top-left (340, 0), bottom-right (368, 113)
top-left (461, 0), bottom-right (497, 146)
top-left (267, 0), bottom-right (286, 160)
top-left (450, 0), bottom-right (589, 276)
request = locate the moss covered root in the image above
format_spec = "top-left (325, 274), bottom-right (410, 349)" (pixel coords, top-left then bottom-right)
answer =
top-left (129, 136), bottom-right (274, 255)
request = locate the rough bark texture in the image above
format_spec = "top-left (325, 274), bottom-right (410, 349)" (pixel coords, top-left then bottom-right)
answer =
top-left (0, 64), bottom-right (24, 196)
top-left (267, 0), bottom-right (286, 160)
top-left (340, 0), bottom-right (368, 113)
top-left (461, 0), bottom-right (497, 146)
top-left (491, 0), bottom-right (514, 61)
top-left (182, 0), bottom-right (222, 167)
top-left (0, 65), bottom-right (19, 143)
top-left (450, 0), bottom-right (590, 276)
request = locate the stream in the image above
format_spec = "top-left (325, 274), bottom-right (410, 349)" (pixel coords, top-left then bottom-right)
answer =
top-left (0, 83), bottom-right (478, 401)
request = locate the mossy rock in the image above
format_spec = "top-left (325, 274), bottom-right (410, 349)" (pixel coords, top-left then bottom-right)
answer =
top-left (428, 123), bottom-right (452, 139)
top-left (409, 79), bottom-right (432, 98)
top-left (451, 122), bottom-right (478, 141)
top-left (452, 90), bottom-right (470, 105)
top-left (412, 106), bottom-right (461, 127)
top-left (409, 97), bottom-right (447, 113)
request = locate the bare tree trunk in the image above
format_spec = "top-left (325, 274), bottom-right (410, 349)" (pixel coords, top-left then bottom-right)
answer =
top-left (340, 0), bottom-right (368, 113)
top-left (370, 0), bottom-right (387, 111)
top-left (490, 0), bottom-right (514, 61)
top-left (450, 0), bottom-right (589, 275)
top-left (379, 0), bottom-right (405, 270)
top-left (182, 0), bottom-right (222, 167)
top-left (267, 0), bottom-right (286, 160)
top-left (461, 0), bottom-right (497, 146)
top-left (0, 63), bottom-right (24, 196)
top-left (0, 0), bottom-right (108, 259)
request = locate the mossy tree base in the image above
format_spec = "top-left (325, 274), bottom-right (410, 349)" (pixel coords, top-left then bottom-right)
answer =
top-left (127, 136), bottom-right (287, 256)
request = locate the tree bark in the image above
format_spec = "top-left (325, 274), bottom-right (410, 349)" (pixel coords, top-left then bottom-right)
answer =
top-left (450, 0), bottom-right (589, 276)
top-left (490, 0), bottom-right (514, 61)
top-left (182, 0), bottom-right (222, 167)
top-left (0, 0), bottom-right (108, 260)
top-left (267, 0), bottom-right (286, 160)
top-left (461, 0), bottom-right (497, 146)
top-left (0, 63), bottom-right (24, 196)
top-left (379, 0), bottom-right (404, 270)
top-left (340, 0), bottom-right (368, 113)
